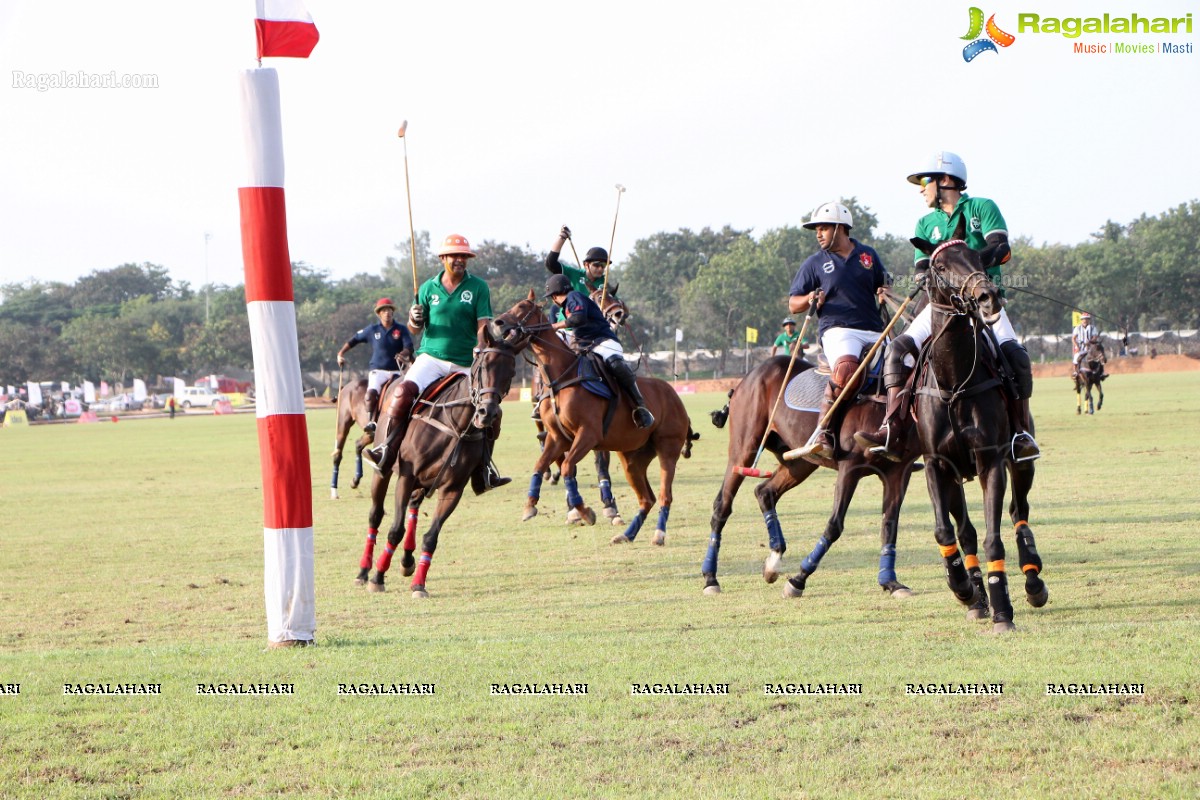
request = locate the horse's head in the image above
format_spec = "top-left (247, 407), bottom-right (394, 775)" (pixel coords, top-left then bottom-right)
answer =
top-left (469, 330), bottom-right (517, 430)
top-left (912, 218), bottom-right (1004, 324)
top-left (488, 289), bottom-right (547, 348)
top-left (589, 284), bottom-right (628, 331)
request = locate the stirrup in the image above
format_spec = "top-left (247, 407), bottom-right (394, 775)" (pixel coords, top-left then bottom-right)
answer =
top-left (1011, 432), bottom-right (1041, 463)
top-left (364, 444), bottom-right (387, 472)
top-left (633, 407), bottom-right (655, 428)
top-left (795, 429), bottom-right (834, 462)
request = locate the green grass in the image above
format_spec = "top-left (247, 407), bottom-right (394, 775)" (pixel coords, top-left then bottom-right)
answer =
top-left (1, 372), bottom-right (1197, 798)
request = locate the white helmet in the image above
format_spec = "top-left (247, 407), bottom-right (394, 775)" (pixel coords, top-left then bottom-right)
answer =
top-left (907, 151), bottom-right (968, 187)
top-left (803, 201), bottom-right (853, 230)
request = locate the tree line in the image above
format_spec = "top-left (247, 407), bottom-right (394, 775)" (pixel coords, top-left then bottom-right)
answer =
top-left (2, 199), bottom-right (1197, 386)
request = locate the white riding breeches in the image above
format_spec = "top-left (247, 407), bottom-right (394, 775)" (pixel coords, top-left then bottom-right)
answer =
top-left (901, 306), bottom-right (1018, 367)
top-left (403, 353), bottom-right (470, 394)
top-left (820, 327), bottom-right (881, 364)
top-left (367, 369), bottom-right (402, 394)
top-left (589, 339), bottom-right (628, 364)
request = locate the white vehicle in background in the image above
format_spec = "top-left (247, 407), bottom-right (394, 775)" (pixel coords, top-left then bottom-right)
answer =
top-left (177, 386), bottom-right (230, 409)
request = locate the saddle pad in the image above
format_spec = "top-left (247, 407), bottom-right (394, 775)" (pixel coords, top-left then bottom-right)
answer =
top-left (784, 369), bottom-right (827, 412)
top-left (577, 357), bottom-right (615, 400)
top-left (421, 371), bottom-right (465, 403)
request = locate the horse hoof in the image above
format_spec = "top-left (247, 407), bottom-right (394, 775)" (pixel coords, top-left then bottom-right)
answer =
top-left (354, 576), bottom-right (366, 586)
top-left (966, 608), bottom-right (989, 621)
top-left (350, 479), bottom-right (361, 490)
top-left (782, 581), bottom-right (803, 599)
top-left (610, 515), bottom-right (624, 526)
top-left (522, 506), bottom-right (539, 522)
top-left (581, 508), bottom-right (597, 526)
top-left (887, 584), bottom-right (914, 599)
top-left (1026, 586), bottom-right (1049, 608)
top-left (412, 587), bottom-right (429, 599)
top-left (763, 552), bottom-right (783, 584)
top-left (366, 581), bottom-right (386, 593)
top-left (703, 584), bottom-right (721, 595)
top-left (991, 621), bottom-right (1016, 634)
top-left (401, 559), bottom-right (415, 578)
top-left (565, 508), bottom-right (583, 526)
top-left (603, 506), bottom-right (620, 519)
top-left (652, 530), bottom-right (666, 547)
top-left (610, 533), bottom-right (630, 545)
top-left (330, 488), bottom-right (339, 500)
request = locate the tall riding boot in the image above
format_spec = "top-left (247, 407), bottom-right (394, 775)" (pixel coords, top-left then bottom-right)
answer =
top-left (363, 389), bottom-right (380, 434)
top-left (1000, 341), bottom-right (1040, 461)
top-left (854, 384), bottom-right (912, 462)
top-left (607, 356), bottom-right (655, 428)
top-left (365, 382), bottom-right (417, 474)
top-left (471, 415), bottom-right (512, 494)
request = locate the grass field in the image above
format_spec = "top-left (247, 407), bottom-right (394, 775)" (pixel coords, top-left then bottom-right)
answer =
top-left (1, 371), bottom-right (1197, 798)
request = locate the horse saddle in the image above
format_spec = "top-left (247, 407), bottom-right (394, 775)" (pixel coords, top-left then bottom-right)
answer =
top-left (575, 355), bottom-right (615, 400)
top-left (416, 372), bottom-right (466, 409)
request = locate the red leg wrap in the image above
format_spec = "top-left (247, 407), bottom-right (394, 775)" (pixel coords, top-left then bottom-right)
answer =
top-left (359, 529), bottom-right (378, 570)
top-left (402, 509), bottom-right (418, 552)
top-left (411, 552), bottom-right (432, 588)
top-left (375, 543), bottom-right (395, 574)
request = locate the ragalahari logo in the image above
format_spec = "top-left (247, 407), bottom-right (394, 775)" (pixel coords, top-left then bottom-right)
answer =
top-left (962, 7), bottom-right (1016, 61)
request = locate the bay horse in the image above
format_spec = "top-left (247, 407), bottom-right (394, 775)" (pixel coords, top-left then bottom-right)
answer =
top-left (702, 354), bottom-right (953, 605)
top-left (912, 226), bottom-right (1048, 633)
top-left (526, 286), bottom-right (633, 526)
top-left (356, 328), bottom-right (521, 597)
top-left (329, 378), bottom-right (372, 499)
top-left (1074, 339), bottom-right (1106, 415)
top-left (494, 291), bottom-right (699, 546)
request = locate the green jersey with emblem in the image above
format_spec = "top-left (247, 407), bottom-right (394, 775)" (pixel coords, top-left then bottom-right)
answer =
top-left (415, 272), bottom-right (492, 366)
top-left (913, 194), bottom-right (1007, 285)
top-left (773, 331), bottom-right (801, 350)
top-left (559, 261), bottom-right (603, 294)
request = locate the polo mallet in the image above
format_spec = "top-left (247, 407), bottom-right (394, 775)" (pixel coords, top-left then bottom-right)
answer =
top-left (333, 363), bottom-right (345, 447)
top-left (733, 312), bottom-right (813, 478)
top-left (566, 233), bottom-right (586, 278)
top-left (397, 120), bottom-right (419, 301)
top-left (783, 282), bottom-right (923, 462)
top-left (600, 184), bottom-right (625, 307)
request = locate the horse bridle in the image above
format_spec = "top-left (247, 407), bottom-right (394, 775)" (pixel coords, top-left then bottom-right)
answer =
top-left (927, 239), bottom-right (993, 316)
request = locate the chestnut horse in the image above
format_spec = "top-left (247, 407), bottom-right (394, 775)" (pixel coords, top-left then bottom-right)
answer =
top-left (356, 328), bottom-right (521, 597)
top-left (494, 291), bottom-right (699, 545)
top-left (527, 287), bottom-right (631, 525)
top-left (1074, 339), bottom-right (1106, 415)
top-left (912, 225), bottom-right (1048, 633)
top-left (702, 355), bottom-right (945, 604)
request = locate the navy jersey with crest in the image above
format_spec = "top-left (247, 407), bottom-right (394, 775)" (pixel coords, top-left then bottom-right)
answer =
top-left (557, 290), bottom-right (617, 347)
top-left (789, 239), bottom-right (888, 337)
top-left (350, 322), bottom-right (414, 370)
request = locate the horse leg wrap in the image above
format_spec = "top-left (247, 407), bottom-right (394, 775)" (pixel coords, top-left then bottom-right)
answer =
top-left (656, 506), bottom-right (670, 531)
top-left (877, 543), bottom-right (897, 586)
top-left (360, 529), bottom-right (378, 570)
top-left (701, 532), bottom-right (722, 576)
top-left (622, 510), bottom-right (647, 541)
top-left (800, 536), bottom-right (832, 575)
top-left (986, 565), bottom-right (1014, 622)
top-left (763, 510), bottom-right (785, 554)
top-left (1014, 522), bottom-right (1043, 574)
top-left (527, 472), bottom-right (544, 501)
top-left (599, 479), bottom-right (615, 507)
top-left (402, 510), bottom-right (419, 553)
top-left (331, 465), bottom-right (341, 490)
top-left (375, 543), bottom-right (395, 574)
top-left (563, 476), bottom-right (583, 509)
top-left (411, 552), bottom-right (432, 589)
top-left (939, 544), bottom-right (972, 601)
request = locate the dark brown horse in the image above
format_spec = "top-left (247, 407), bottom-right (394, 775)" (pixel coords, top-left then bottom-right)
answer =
top-left (1074, 339), bottom-right (1107, 414)
top-left (329, 378), bottom-right (373, 499)
top-left (356, 328), bottom-right (521, 597)
top-left (702, 354), bottom-right (942, 603)
top-left (912, 227), bottom-right (1048, 633)
top-left (494, 291), bottom-right (698, 546)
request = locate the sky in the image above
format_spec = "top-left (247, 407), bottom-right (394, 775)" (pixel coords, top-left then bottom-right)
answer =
top-left (1, 0), bottom-right (1197, 294)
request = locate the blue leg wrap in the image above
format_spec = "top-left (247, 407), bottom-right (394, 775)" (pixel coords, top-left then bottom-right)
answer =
top-left (599, 479), bottom-right (614, 506)
top-left (623, 510), bottom-right (647, 541)
top-left (527, 472), bottom-right (544, 500)
top-left (702, 531), bottom-right (722, 575)
top-left (564, 476), bottom-right (583, 508)
top-left (331, 465), bottom-right (340, 489)
top-left (763, 510), bottom-right (785, 553)
top-left (800, 536), bottom-right (832, 574)
top-left (878, 543), bottom-right (897, 585)
top-left (656, 506), bottom-right (670, 531)
top-left (354, 454), bottom-right (363, 483)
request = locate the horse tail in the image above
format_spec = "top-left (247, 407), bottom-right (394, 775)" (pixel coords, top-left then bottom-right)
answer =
top-left (683, 425), bottom-right (701, 459)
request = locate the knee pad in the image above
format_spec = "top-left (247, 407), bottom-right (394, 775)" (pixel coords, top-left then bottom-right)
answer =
top-left (1000, 341), bottom-right (1033, 398)
top-left (387, 380), bottom-right (419, 417)
top-left (832, 356), bottom-right (860, 394)
top-left (884, 335), bottom-right (918, 389)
